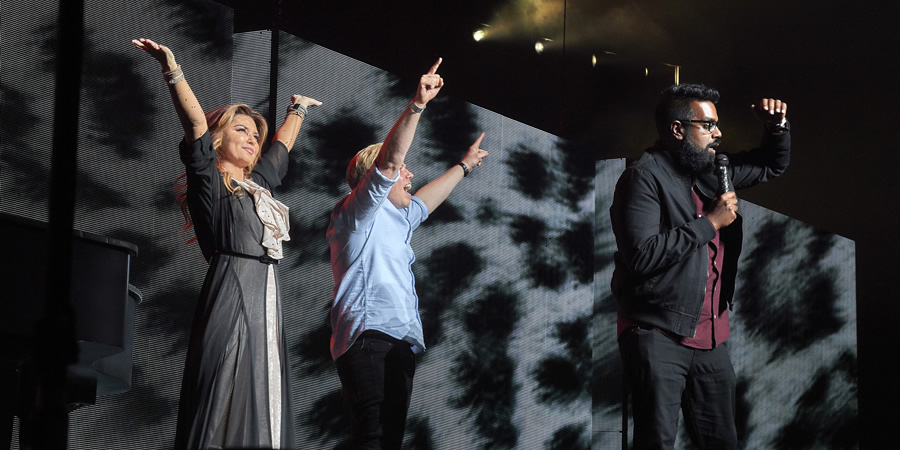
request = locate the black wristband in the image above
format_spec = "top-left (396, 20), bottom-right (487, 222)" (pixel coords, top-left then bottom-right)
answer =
top-left (458, 162), bottom-right (469, 177)
top-left (288, 102), bottom-right (308, 118)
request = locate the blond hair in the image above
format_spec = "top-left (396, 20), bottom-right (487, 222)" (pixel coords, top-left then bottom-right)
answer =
top-left (175, 104), bottom-right (269, 241)
top-left (206, 104), bottom-right (269, 193)
top-left (346, 143), bottom-right (383, 189)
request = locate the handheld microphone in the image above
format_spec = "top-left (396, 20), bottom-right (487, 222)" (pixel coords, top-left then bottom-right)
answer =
top-left (715, 154), bottom-right (733, 195)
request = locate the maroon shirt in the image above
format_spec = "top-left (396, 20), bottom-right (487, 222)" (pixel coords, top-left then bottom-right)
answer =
top-left (617, 184), bottom-right (730, 349)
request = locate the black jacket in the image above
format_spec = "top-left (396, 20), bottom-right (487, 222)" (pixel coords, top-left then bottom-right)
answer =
top-left (610, 129), bottom-right (790, 337)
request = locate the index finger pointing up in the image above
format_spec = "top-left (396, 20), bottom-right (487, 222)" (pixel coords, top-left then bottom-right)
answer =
top-left (472, 132), bottom-right (485, 147)
top-left (427, 57), bottom-right (443, 75)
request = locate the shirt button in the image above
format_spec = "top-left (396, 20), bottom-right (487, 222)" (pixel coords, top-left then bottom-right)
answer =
top-left (713, 314), bottom-right (718, 319)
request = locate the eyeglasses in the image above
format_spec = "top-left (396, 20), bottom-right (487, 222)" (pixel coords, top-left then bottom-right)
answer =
top-left (678, 119), bottom-right (719, 133)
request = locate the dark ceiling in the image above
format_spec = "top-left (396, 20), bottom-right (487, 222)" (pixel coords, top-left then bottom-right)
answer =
top-left (223, 0), bottom-right (899, 239)
top-left (222, 1), bottom-right (900, 445)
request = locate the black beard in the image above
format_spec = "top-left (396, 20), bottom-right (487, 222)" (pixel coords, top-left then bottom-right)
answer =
top-left (677, 138), bottom-right (716, 176)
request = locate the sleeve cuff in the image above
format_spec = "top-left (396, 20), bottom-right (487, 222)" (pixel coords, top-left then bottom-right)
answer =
top-left (697, 215), bottom-right (719, 241)
top-left (373, 165), bottom-right (401, 185)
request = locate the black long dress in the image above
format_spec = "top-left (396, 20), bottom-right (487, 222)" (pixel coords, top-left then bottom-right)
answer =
top-left (174, 132), bottom-right (296, 449)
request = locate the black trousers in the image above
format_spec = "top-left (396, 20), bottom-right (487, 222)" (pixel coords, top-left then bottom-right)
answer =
top-left (335, 330), bottom-right (416, 450)
top-left (619, 327), bottom-right (737, 450)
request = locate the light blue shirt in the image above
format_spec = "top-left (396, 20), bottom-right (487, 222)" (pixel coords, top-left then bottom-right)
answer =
top-left (327, 165), bottom-right (429, 360)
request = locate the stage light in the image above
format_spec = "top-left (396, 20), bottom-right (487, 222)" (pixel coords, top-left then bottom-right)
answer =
top-left (662, 63), bottom-right (681, 85)
top-left (534, 38), bottom-right (552, 54)
top-left (473, 29), bottom-right (486, 42)
top-left (592, 54), bottom-right (597, 67)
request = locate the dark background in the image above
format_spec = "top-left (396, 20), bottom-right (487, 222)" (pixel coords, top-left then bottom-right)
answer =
top-left (216, 0), bottom-right (895, 447)
top-left (0, 0), bottom-right (879, 447)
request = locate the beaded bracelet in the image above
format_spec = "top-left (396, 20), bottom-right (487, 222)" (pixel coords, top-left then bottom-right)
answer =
top-left (164, 65), bottom-right (184, 85)
top-left (287, 103), bottom-right (308, 119)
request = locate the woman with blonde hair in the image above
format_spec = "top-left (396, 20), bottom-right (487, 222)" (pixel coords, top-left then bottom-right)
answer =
top-left (133, 38), bottom-right (321, 449)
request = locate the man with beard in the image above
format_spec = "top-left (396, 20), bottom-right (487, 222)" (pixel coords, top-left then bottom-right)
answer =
top-left (610, 83), bottom-right (790, 449)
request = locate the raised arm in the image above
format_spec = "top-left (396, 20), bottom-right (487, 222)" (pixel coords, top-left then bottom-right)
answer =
top-left (725, 97), bottom-right (791, 189)
top-left (271, 94), bottom-right (323, 151)
top-left (750, 97), bottom-right (788, 129)
top-left (132, 38), bottom-right (206, 141)
top-left (376, 58), bottom-right (444, 181)
top-left (415, 132), bottom-right (488, 213)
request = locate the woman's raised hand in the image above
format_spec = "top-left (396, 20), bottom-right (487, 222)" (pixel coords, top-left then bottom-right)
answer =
top-left (132, 38), bottom-right (178, 72)
top-left (290, 94), bottom-right (323, 109)
top-left (131, 38), bottom-right (205, 139)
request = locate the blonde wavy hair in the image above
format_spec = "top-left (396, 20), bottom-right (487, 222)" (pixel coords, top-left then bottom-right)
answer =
top-left (346, 143), bottom-right (382, 189)
top-left (206, 104), bottom-right (268, 193)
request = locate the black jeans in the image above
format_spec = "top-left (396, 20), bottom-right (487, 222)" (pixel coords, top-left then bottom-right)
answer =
top-left (335, 330), bottom-right (416, 450)
top-left (619, 327), bottom-right (737, 450)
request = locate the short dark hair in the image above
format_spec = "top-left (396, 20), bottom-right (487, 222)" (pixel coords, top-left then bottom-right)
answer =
top-left (654, 84), bottom-right (720, 136)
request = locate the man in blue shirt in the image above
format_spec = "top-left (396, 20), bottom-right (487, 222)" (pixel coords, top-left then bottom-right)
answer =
top-left (327, 58), bottom-right (488, 450)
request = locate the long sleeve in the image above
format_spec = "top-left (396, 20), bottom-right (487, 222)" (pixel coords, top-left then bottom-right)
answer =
top-left (729, 129), bottom-right (791, 190)
top-left (611, 167), bottom-right (716, 277)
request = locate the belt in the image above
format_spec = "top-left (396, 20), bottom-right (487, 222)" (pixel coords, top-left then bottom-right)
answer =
top-left (216, 249), bottom-right (279, 265)
top-left (359, 330), bottom-right (399, 343)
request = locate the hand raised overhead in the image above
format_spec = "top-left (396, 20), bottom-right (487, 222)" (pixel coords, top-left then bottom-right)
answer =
top-left (461, 132), bottom-right (489, 171)
top-left (413, 58), bottom-right (444, 107)
top-left (290, 94), bottom-right (323, 109)
top-left (132, 38), bottom-right (177, 72)
top-left (750, 98), bottom-right (788, 127)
